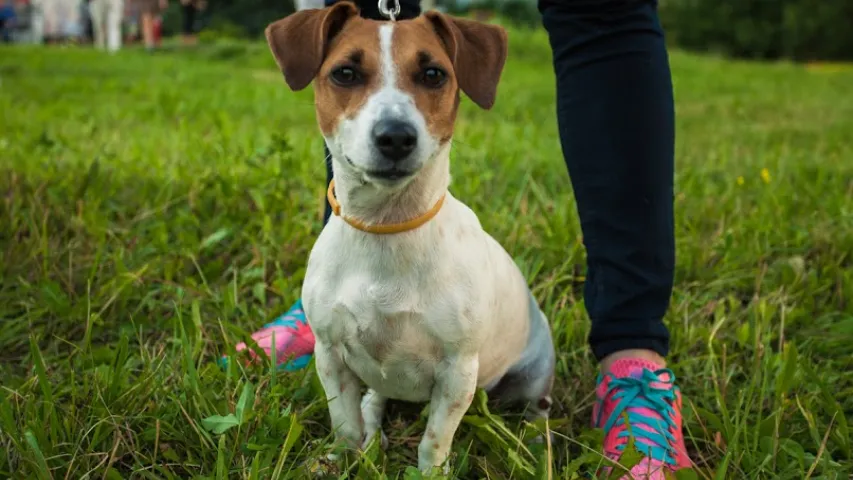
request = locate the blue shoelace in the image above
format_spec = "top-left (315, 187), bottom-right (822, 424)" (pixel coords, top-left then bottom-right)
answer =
top-left (597, 368), bottom-right (679, 466)
top-left (263, 299), bottom-right (307, 329)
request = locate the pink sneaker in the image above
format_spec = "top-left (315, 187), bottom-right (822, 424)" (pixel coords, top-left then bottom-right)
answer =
top-left (592, 358), bottom-right (692, 479)
top-left (219, 299), bottom-right (316, 371)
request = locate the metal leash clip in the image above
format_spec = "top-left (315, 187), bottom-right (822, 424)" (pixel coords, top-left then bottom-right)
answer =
top-left (378, 0), bottom-right (401, 21)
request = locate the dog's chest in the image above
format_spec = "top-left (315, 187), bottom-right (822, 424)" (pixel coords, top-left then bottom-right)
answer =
top-left (304, 247), bottom-right (461, 402)
top-left (346, 305), bottom-right (443, 402)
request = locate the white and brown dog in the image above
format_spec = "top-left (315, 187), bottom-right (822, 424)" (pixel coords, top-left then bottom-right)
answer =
top-left (265, 3), bottom-right (556, 472)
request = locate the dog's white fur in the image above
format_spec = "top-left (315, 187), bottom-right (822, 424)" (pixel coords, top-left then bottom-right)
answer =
top-left (302, 21), bottom-right (555, 473)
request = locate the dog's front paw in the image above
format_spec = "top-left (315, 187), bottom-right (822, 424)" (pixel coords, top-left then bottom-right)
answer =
top-left (417, 441), bottom-right (452, 475)
top-left (325, 447), bottom-right (357, 467)
top-left (361, 428), bottom-right (388, 450)
top-left (418, 463), bottom-right (451, 477)
top-left (360, 389), bottom-right (388, 451)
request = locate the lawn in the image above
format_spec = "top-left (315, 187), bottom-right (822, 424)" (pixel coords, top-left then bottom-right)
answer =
top-left (1, 25), bottom-right (852, 479)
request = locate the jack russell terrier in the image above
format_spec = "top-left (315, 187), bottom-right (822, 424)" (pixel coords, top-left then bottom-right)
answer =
top-left (264, 2), bottom-right (556, 472)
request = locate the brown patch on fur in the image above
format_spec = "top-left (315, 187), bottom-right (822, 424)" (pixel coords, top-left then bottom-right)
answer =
top-left (265, 2), bottom-right (359, 91)
top-left (264, 3), bottom-right (383, 135)
top-left (423, 11), bottom-right (508, 110)
top-left (265, 5), bottom-right (508, 141)
top-left (449, 401), bottom-right (462, 411)
top-left (537, 397), bottom-right (552, 411)
top-left (426, 429), bottom-right (436, 439)
top-left (428, 340), bottom-right (444, 360)
top-left (384, 14), bottom-right (508, 140)
top-left (386, 19), bottom-right (460, 143)
top-left (312, 16), bottom-right (464, 141)
top-left (357, 314), bottom-right (403, 364)
top-left (313, 18), bottom-right (384, 135)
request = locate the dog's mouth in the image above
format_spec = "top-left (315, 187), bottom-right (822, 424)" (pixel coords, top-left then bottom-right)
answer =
top-left (365, 168), bottom-right (414, 180)
top-left (346, 157), bottom-right (415, 182)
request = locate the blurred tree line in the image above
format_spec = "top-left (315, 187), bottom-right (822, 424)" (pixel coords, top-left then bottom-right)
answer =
top-left (172, 0), bottom-right (853, 62)
top-left (659, 0), bottom-right (853, 62)
top-left (161, 0), bottom-right (296, 38)
top-left (469, 0), bottom-right (853, 62)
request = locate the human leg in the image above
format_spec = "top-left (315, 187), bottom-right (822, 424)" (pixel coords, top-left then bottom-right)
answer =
top-left (138, 0), bottom-right (162, 50)
top-left (89, 0), bottom-right (106, 49)
top-left (30, 3), bottom-right (44, 44)
top-left (0, 19), bottom-right (8, 44)
top-left (181, 2), bottom-right (197, 45)
top-left (541, 0), bottom-right (675, 364)
top-left (106, 0), bottom-right (123, 52)
top-left (140, 12), bottom-right (154, 49)
top-left (539, 0), bottom-right (690, 476)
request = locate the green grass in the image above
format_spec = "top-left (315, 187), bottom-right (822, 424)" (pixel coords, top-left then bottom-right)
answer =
top-left (1, 26), bottom-right (853, 479)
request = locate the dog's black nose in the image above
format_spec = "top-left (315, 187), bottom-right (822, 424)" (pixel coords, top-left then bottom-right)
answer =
top-left (373, 120), bottom-right (417, 161)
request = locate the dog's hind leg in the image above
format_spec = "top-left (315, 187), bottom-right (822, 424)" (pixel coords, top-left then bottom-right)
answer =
top-left (360, 388), bottom-right (389, 450)
top-left (521, 300), bottom-right (556, 424)
top-left (486, 290), bottom-right (556, 424)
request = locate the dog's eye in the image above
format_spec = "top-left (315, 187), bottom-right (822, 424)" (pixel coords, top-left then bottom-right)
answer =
top-left (331, 67), bottom-right (361, 86)
top-left (420, 67), bottom-right (447, 88)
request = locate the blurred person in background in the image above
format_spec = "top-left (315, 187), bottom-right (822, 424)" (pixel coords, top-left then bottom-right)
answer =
top-left (135, 0), bottom-right (164, 50)
top-left (88, 0), bottom-right (123, 52)
top-left (13, 0), bottom-right (45, 44)
top-left (178, 0), bottom-right (203, 45)
top-left (27, 0), bottom-right (45, 43)
top-left (81, 0), bottom-right (93, 41)
top-left (0, 0), bottom-right (16, 43)
top-left (123, 0), bottom-right (138, 44)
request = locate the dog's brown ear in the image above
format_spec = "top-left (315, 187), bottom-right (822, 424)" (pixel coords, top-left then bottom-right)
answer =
top-left (424, 12), bottom-right (508, 110)
top-left (265, 2), bottom-right (359, 91)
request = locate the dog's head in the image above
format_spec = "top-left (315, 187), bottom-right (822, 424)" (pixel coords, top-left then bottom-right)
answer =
top-left (265, 3), bottom-right (508, 188)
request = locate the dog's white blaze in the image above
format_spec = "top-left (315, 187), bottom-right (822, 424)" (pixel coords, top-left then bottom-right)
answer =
top-left (373, 23), bottom-right (413, 119)
top-left (379, 24), bottom-right (397, 90)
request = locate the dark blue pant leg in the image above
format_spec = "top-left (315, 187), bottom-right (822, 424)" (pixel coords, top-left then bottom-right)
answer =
top-left (539, 0), bottom-right (676, 360)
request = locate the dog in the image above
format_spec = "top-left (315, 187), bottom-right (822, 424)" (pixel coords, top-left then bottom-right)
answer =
top-left (264, 3), bottom-right (556, 472)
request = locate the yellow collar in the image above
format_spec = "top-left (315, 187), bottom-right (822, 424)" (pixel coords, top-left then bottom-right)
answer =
top-left (326, 179), bottom-right (446, 234)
